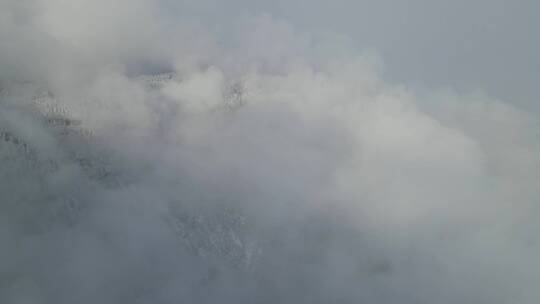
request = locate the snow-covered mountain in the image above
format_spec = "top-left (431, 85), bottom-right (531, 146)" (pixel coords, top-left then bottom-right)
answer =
top-left (0, 77), bottom-right (259, 298)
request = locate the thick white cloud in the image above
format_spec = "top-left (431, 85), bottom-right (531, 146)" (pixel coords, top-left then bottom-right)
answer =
top-left (1, 1), bottom-right (539, 303)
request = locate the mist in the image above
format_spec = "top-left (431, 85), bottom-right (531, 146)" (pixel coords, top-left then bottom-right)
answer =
top-left (1, 1), bottom-right (540, 303)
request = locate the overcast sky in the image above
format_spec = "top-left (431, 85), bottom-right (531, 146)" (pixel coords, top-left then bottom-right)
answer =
top-left (163, 0), bottom-right (540, 110)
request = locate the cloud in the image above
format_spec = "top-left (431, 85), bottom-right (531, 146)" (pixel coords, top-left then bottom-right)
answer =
top-left (0, 1), bottom-right (539, 303)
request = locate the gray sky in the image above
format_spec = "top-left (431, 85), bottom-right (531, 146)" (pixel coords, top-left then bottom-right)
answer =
top-left (165, 0), bottom-right (540, 110)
